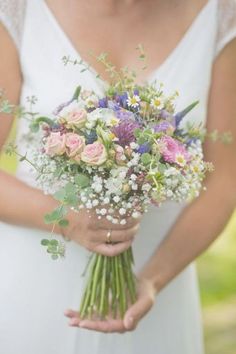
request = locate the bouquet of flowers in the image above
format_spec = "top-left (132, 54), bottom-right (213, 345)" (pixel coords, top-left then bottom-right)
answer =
top-left (3, 53), bottom-right (216, 320)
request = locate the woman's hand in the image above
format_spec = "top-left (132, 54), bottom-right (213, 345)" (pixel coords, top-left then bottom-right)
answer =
top-left (64, 277), bottom-right (156, 332)
top-left (61, 208), bottom-right (140, 257)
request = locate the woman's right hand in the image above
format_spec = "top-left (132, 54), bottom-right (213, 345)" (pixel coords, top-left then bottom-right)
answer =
top-left (61, 208), bottom-right (141, 257)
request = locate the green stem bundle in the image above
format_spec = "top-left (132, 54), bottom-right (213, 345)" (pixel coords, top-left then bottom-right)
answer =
top-left (79, 247), bottom-right (137, 319)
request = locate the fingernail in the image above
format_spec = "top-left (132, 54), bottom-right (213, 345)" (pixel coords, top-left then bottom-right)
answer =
top-left (128, 316), bottom-right (134, 325)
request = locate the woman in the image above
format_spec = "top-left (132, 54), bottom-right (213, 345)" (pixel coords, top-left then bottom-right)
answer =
top-left (0, 0), bottom-right (235, 353)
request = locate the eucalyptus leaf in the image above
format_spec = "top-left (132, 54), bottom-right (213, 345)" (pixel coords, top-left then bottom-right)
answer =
top-left (41, 239), bottom-right (50, 246)
top-left (74, 174), bottom-right (90, 188)
top-left (141, 153), bottom-right (152, 165)
top-left (44, 205), bottom-right (67, 224)
top-left (58, 219), bottom-right (69, 227)
top-left (53, 189), bottom-right (67, 202)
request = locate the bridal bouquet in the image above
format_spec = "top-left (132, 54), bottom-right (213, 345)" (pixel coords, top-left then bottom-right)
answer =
top-left (3, 53), bottom-right (215, 320)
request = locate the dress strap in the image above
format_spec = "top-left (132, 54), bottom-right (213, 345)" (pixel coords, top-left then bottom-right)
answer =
top-left (0, 0), bottom-right (27, 51)
top-left (215, 0), bottom-right (236, 57)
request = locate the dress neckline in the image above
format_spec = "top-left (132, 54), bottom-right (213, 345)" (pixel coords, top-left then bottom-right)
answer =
top-left (41, 0), bottom-right (215, 85)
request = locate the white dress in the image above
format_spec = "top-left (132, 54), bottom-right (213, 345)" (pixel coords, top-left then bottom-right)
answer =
top-left (0, 1), bottom-right (236, 353)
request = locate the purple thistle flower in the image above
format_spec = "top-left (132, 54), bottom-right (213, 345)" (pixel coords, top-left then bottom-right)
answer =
top-left (133, 89), bottom-right (139, 96)
top-left (112, 119), bottom-right (139, 147)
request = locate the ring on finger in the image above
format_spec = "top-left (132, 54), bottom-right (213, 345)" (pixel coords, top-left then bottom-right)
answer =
top-left (106, 229), bottom-right (112, 244)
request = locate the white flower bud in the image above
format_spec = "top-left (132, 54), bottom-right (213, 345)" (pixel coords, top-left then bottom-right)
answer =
top-left (119, 208), bottom-right (126, 216)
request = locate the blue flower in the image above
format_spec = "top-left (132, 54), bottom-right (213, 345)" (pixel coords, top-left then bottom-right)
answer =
top-left (136, 143), bottom-right (151, 154)
top-left (114, 92), bottom-right (128, 108)
top-left (108, 100), bottom-right (121, 111)
top-left (85, 130), bottom-right (98, 144)
top-left (98, 97), bottom-right (108, 108)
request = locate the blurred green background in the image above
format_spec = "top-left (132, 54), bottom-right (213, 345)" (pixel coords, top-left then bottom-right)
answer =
top-left (0, 127), bottom-right (235, 354)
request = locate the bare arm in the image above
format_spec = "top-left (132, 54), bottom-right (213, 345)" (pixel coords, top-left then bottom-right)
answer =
top-left (0, 23), bottom-right (139, 255)
top-left (139, 40), bottom-right (236, 291)
top-left (0, 22), bottom-right (62, 232)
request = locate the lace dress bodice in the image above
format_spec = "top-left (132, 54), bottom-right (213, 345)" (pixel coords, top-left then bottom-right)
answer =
top-left (1, 0), bottom-right (236, 55)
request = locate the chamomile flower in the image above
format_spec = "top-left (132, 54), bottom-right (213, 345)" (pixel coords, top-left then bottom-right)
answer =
top-left (150, 96), bottom-right (164, 109)
top-left (127, 94), bottom-right (141, 108)
top-left (175, 153), bottom-right (187, 167)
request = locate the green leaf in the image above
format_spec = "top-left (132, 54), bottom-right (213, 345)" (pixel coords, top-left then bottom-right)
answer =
top-left (72, 86), bottom-right (82, 100)
top-left (44, 214), bottom-right (54, 224)
top-left (48, 246), bottom-right (58, 253)
top-left (36, 116), bottom-right (55, 126)
top-left (58, 219), bottom-right (69, 227)
top-left (30, 116), bottom-right (54, 133)
top-left (74, 174), bottom-right (90, 188)
top-left (61, 182), bottom-right (79, 206)
top-left (137, 136), bottom-right (147, 145)
top-left (141, 153), bottom-right (152, 165)
top-left (29, 121), bottom-right (40, 133)
top-left (64, 182), bottom-right (75, 194)
top-left (53, 188), bottom-right (67, 202)
top-left (134, 128), bottom-right (141, 138)
top-left (41, 239), bottom-right (50, 246)
top-left (44, 205), bottom-right (67, 224)
top-left (50, 239), bottom-right (59, 246)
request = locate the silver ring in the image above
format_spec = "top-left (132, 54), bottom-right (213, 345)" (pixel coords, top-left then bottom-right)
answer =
top-left (106, 230), bottom-right (112, 244)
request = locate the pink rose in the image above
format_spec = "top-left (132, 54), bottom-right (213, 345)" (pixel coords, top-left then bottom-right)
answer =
top-left (45, 132), bottom-right (66, 156)
top-left (65, 108), bottom-right (87, 128)
top-left (65, 133), bottom-right (85, 158)
top-left (81, 141), bottom-right (107, 166)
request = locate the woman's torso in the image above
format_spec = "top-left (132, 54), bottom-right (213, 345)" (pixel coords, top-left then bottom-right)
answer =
top-left (14, 0), bottom-right (218, 267)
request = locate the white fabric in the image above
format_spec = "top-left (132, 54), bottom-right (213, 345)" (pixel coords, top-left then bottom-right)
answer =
top-left (0, 0), bottom-right (236, 353)
top-left (0, 0), bottom-right (26, 50)
top-left (215, 0), bottom-right (236, 57)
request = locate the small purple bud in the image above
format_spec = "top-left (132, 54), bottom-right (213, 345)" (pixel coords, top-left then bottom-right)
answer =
top-left (136, 143), bottom-right (151, 154)
top-left (98, 97), bottom-right (108, 108)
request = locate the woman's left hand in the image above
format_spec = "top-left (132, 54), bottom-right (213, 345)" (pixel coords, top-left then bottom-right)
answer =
top-left (64, 277), bottom-right (156, 333)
